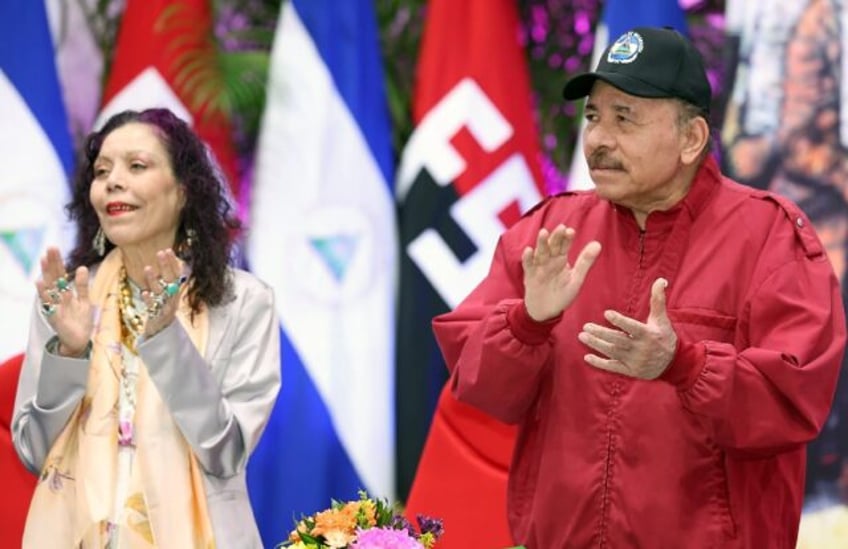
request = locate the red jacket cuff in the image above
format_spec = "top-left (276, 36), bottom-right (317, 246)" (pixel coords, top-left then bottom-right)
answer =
top-left (506, 301), bottom-right (561, 345)
top-left (659, 339), bottom-right (706, 389)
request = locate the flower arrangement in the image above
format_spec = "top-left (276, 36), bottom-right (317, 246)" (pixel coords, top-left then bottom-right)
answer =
top-left (280, 491), bottom-right (444, 549)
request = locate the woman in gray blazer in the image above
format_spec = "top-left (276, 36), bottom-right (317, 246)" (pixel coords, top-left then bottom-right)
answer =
top-left (12, 108), bottom-right (280, 548)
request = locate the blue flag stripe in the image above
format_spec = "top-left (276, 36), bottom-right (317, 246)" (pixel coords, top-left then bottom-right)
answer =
top-left (247, 331), bottom-right (362, 545)
top-left (291, 0), bottom-right (394, 185)
top-left (0, 0), bottom-right (74, 175)
top-left (604, 0), bottom-right (689, 39)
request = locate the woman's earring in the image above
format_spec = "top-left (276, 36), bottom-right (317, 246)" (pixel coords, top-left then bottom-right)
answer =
top-left (93, 227), bottom-right (106, 257)
top-left (176, 228), bottom-right (197, 259)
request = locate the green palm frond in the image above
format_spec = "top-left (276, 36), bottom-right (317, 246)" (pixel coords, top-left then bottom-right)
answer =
top-left (224, 27), bottom-right (276, 46)
top-left (154, 0), bottom-right (272, 134)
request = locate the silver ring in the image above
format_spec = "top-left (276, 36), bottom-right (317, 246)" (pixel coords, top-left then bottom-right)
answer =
top-left (47, 288), bottom-right (61, 303)
top-left (41, 302), bottom-right (57, 317)
top-left (148, 300), bottom-right (163, 319)
top-left (148, 292), bottom-right (167, 318)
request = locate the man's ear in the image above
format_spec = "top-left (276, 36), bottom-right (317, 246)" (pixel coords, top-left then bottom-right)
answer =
top-left (681, 116), bottom-right (710, 165)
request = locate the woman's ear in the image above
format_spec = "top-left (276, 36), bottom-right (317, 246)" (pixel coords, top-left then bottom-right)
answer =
top-left (178, 184), bottom-right (188, 209)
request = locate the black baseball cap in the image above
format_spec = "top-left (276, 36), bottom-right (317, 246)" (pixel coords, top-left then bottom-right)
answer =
top-left (562, 26), bottom-right (711, 113)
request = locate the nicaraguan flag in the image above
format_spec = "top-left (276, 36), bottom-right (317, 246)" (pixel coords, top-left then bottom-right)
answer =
top-left (0, 0), bottom-right (75, 362)
top-left (568, 0), bottom-right (689, 190)
top-left (246, 0), bottom-right (397, 546)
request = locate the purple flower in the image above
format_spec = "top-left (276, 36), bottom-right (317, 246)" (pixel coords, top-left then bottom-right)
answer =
top-left (351, 527), bottom-right (423, 549)
top-left (390, 514), bottom-right (414, 534)
top-left (416, 515), bottom-right (444, 539)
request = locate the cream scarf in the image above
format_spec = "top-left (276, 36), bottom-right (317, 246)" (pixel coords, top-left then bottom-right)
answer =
top-left (23, 249), bottom-right (215, 548)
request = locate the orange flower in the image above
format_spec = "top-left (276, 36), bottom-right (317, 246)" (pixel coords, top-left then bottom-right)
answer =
top-left (311, 505), bottom-right (359, 537)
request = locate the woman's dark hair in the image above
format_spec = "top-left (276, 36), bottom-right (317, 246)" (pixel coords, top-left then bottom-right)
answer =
top-left (65, 108), bottom-right (242, 314)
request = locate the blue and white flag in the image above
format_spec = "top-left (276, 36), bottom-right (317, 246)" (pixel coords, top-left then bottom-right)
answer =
top-left (246, 0), bottom-right (396, 545)
top-left (568, 0), bottom-right (689, 190)
top-left (0, 0), bottom-right (75, 362)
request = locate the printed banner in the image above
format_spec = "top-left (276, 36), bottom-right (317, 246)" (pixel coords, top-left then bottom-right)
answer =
top-left (722, 1), bottom-right (848, 545)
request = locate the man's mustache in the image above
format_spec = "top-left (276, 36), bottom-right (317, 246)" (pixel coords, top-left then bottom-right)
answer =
top-left (587, 150), bottom-right (624, 170)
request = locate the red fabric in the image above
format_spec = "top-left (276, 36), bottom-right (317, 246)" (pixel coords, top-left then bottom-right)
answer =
top-left (101, 0), bottom-right (239, 199)
top-left (0, 353), bottom-right (36, 548)
top-left (433, 157), bottom-right (846, 548)
top-left (405, 385), bottom-right (515, 549)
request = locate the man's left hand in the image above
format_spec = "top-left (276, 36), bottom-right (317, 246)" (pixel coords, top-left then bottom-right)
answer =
top-left (578, 277), bottom-right (678, 380)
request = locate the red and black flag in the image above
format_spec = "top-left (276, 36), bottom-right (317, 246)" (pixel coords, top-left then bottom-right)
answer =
top-left (395, 0), bottom-right (545, 545)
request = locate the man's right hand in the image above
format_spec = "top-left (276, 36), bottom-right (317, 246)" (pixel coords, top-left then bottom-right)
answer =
top-left (522, 224), bottom-right (601, 322)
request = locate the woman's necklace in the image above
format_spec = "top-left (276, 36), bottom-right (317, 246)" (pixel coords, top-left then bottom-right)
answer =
top-left (118, 267), bottom-right (145, 354)
top-left (116, 266), bottom-right (144, 447)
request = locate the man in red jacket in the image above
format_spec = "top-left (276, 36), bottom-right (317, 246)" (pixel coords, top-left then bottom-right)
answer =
top-left (433, 26), bottom-right (846, 548)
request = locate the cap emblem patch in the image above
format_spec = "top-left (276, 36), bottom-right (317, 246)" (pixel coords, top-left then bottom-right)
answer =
top-left (607, 31), bottom-right (644, 64)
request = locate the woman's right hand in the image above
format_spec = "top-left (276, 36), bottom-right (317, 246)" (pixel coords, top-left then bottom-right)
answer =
top-left (35, 247), bottom-right (93, 356)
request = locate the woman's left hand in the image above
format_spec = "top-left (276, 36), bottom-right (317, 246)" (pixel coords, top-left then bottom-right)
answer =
top-left (142, 248), bottom-right (187, 337)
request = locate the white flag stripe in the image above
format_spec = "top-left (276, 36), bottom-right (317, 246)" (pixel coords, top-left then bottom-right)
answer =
top-left (566, 24), bottom-right (608, 191)
top-left (0, 72), bottom-right (73, 363)
top-left (94, 67), bottom-right (193, 130)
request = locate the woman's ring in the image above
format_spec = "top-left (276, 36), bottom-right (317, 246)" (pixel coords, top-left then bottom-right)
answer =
top-left (56, 276), bottom-right (70, 291)
top-left (148, 298), bottom-right (163, 319)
